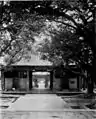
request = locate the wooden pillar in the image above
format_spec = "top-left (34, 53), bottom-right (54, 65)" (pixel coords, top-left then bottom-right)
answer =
top-left (29, 71), bottom-right (33, 90)
top-left (50, 71), bottom-right (53, 90)
top-left (77, 76), bottom-right (80, 91)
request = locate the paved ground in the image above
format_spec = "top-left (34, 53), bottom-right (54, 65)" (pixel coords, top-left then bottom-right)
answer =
top-left (1, 111), bottom-right (92, 119)
top-left (1, 94), bottom-right (95, 119)
top-left (0, 80), bottom-right (96, 119)
top-left (7, 94), bottom-right (70, 111)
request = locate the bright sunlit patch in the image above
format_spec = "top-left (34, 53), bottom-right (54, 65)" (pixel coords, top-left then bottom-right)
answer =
top-left (33, 72), bottom-right (50, 75)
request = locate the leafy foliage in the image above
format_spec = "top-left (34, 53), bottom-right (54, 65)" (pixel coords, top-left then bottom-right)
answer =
top-left (0, 2), bottom-right (46, 65)
top-left (0, 1), bottom-right (95, 92)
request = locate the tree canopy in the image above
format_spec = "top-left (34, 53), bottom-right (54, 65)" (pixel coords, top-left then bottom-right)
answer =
top-left (0, 2), bottom-right (46, 65)
top-left (0, 1), bottom-right (95, 93)
top-left (0, 0), bottom-right (95, 52)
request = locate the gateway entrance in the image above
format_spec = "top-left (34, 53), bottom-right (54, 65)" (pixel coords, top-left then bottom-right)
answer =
top-left (1, 65), bottom-right (54, 91)
top-left (29, 69), bottom-right (54, 90)
top-left (32, 72), bottom-right (50, 89)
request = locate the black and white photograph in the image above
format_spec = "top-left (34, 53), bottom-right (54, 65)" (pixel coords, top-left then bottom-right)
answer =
top-left (0, 0), bottom-right (96, 119)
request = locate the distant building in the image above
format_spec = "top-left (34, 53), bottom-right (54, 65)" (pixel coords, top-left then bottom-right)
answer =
top-left (1, 54), bottom-right (54, 91)
top-left (1, 54), bottom-right (82, 92)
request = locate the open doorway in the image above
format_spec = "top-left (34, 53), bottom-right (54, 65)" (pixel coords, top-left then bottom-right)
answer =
top-left (32, 72), bottom-right (50, 89)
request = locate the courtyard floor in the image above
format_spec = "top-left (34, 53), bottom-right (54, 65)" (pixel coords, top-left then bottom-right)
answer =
top-left (0, 93), bottom-right (96, 119)
top-left (0, 80), bottom-right (96, 119)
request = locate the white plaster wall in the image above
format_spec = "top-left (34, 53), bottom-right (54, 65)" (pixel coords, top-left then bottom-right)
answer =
top-left (53, 77), bottom-right (60, 90)
top-left (17, 71), bottom-right (29, 90)
top-left (18, 78), bottom-right (27, 90)
top-left (5, 78), bottom-right (13, 90)
top-left (69, 78), bottom-right (77, 89)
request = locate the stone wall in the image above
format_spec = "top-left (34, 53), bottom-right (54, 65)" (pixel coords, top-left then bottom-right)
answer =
top-left (53, 76), bottom-right (60, 90)
top-left (69, 78), bottom-right (77, 89)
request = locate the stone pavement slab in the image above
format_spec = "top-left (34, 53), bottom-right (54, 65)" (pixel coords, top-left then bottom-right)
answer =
top-left (7, 94), bottom-right (70, 111)
top-left (1, 111), bottom-right (90, 119)
top-left (0, 94), bottom-right (93, 119)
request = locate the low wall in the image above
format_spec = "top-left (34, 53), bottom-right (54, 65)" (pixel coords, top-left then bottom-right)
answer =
top-left (18, 78), bottom-right (28, 90)
top-left (4, 77), bottom-right (29, 91)
top-left (5, 78), bottom-right (13, 90)
top-left (53, 77), bottom-right (60, 90)
top-left (69, 78), bottom-right (77, 89)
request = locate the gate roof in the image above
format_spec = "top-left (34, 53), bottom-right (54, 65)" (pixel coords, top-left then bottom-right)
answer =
top-left (12, 54), bottom-right (52, 67)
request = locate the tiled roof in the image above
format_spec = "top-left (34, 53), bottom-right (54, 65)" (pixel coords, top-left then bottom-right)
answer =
top-left (12, 54), bottom-right (52, 66)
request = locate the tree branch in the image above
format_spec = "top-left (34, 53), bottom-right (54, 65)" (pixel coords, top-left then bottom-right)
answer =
top-left (52, 19), bottom-right (77, 29)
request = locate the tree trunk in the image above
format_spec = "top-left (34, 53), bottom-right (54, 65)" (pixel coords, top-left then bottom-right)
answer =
top-left (87, 58), bottom-right (96, 94)
top-left (87, 79), bottom-right (94, 94)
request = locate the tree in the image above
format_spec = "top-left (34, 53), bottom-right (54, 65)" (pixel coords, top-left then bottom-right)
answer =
top-left (38, 24), bottom-right (94, 90)
top-left (0, 1), bottom-right (46, 66)
top-left (35, 0), bottom-right (95, 93)
top-left (0, 1), bottom-right (95, 93)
